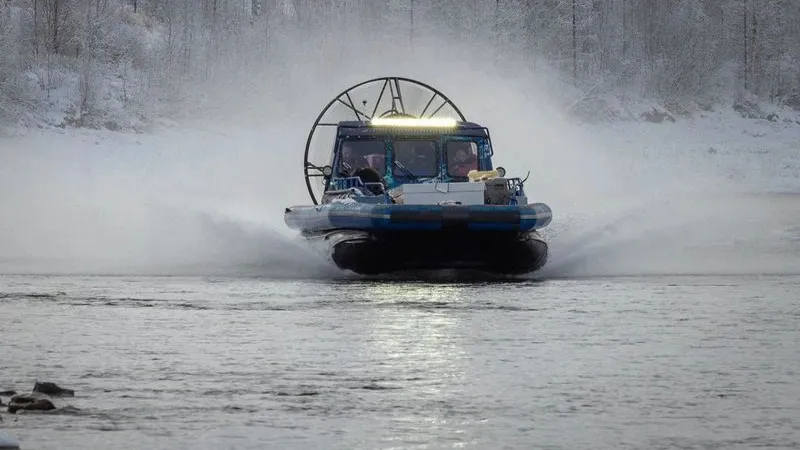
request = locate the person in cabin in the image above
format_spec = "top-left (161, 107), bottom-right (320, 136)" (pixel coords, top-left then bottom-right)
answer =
top-left (448, 142), bottom-right (478, 177)
top-left (340, 142), bottom-right (369, 175)
top-left (341, 140), bottom-right (388, 175)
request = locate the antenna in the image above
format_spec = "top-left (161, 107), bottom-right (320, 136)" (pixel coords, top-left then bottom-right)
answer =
top-left (410, 0), bottom-right (414, 52)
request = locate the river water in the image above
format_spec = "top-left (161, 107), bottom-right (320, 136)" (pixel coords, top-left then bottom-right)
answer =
top-left (2, 272), bottom-right (799, 450)
top-left (2, 120), bottom-right (800, 449)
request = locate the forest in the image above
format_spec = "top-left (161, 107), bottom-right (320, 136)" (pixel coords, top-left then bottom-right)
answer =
top-left (0, 0), bottom-right (798, 129)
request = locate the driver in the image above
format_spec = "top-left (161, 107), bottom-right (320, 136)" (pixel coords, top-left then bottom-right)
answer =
top-left (340, 142), bottom-right (368, 175)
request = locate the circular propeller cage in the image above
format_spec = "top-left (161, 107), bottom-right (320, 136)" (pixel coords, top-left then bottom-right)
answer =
top-left (303, 77), bottom-right (467, 205)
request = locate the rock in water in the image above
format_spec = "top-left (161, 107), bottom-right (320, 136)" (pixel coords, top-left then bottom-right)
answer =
top-left (0, 429), bottom-right (21, 450)
top-left (33, 381), bottom-right (74, 397)
top-left (8, 392), bottom-right (56, 414)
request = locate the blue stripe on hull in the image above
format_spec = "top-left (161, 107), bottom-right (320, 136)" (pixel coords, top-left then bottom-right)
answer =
top-left (284, 202), bottom-right (553, 233)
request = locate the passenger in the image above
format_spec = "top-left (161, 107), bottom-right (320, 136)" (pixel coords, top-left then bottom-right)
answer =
top-left (449, 143), bottom-right (478, 177)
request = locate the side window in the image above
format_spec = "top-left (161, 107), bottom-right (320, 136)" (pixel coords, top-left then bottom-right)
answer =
top-left (446, 140), bottom-right (479, 177)
top-left (392, 140), bottom-right (438, 177)
top-left (339, 139), bottom-right (386, 176)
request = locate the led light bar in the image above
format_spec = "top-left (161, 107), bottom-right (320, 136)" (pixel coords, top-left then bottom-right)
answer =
top-left (369, 117), bottom-right (459, 127)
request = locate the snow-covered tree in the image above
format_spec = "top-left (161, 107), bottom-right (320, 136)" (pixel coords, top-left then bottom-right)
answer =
top-left (1, 0), bottom-right (798, 129)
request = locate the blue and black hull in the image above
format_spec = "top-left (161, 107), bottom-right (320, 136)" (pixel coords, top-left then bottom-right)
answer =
top-left (285, 202), bottom-right (552, 275)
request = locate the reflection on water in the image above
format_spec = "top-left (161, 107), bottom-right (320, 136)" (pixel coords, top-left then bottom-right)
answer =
top-left (357, 281), bottom-right (468, 304)
top-left (358, 281), bottom-right (467, 369)
top-left (356, 282), bottom-right (469, 435)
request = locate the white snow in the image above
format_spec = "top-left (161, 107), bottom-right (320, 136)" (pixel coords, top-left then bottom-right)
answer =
top-left (581, 107), bottom-right (800, 195)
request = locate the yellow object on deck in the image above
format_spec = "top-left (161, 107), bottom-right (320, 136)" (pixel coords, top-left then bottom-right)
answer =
top-left (467, 169), bottom-right (500, 182)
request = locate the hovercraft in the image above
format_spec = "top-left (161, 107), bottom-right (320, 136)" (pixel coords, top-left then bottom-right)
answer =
top-left (284, 77), bottom-right (553, 275)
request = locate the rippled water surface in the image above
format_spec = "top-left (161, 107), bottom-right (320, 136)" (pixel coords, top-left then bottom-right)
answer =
top-left (2, 274), bottom-right (799, 449)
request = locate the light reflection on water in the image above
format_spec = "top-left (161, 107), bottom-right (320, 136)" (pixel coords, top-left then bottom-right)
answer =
top-left (356, 282), bottom-right (470, 437)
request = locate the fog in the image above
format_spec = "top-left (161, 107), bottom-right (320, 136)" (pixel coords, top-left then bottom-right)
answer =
top-left (0, 5), bottom-right (798, 278)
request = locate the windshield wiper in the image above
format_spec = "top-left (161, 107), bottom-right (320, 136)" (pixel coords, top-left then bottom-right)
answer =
top-left (393, 160), bottom-right (419, 182)
top-left (340, 161), bottom-right (353, 177)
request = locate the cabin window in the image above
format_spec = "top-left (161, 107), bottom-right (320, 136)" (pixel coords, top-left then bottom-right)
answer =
top-left (392, 139), bottom-right (438, 178)
top-left (446, 140), bottom-right (479, 177)
top-left (339, 139), bottom-right (386, 176)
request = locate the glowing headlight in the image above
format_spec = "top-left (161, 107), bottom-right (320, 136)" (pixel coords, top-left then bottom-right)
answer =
top-left (369, 117), bottom-right (459, 127)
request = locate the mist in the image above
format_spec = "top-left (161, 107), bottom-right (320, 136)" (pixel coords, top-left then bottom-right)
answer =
top-left (0, 0), bottom-right (798, 278)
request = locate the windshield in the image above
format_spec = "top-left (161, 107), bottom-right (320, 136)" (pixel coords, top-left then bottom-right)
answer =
top-left (392, 139), bottom-right (438, 178)
top-left (339, 139), bottom-right (386, 176)
top-left (446, 140), bottom-right (479, 177)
